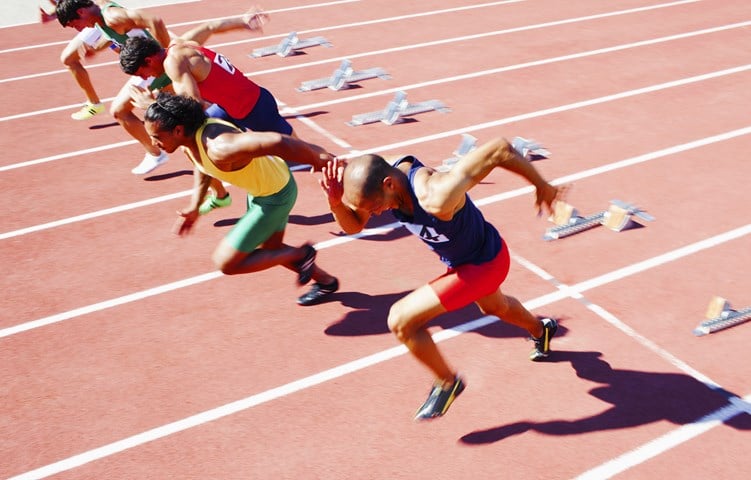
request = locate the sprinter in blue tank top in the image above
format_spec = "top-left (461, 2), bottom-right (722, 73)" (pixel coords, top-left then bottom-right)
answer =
top-left (319, 138), bottom-right (564, 420)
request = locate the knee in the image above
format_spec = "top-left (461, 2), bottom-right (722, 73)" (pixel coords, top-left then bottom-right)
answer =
top-left (110, 102), bottom-right (128, 119)
top-left (479, 294), bottom-right (512, 317)
top-left (61, 51), bottom-right (81, 69)
top-left (387, 305), bottom-right (414, 343)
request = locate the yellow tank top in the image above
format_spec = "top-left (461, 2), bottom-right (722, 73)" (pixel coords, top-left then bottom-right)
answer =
top-left (193, 119), bottom-right (290, 197)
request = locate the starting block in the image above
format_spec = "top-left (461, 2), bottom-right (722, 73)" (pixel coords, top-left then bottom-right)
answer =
top-left (347, 91), bottom-right (450, 127)
top-left (512, 137), bottom-right (550, 161)
top-left (436, 134), bottom-right (478, 172)
top-left (436, 135), bottom-right (551, 172)
top-left (250, 32), bottom-right (332, 58)
top-left (297, 59), bottom-right (391, 92)
top-left (543, 199), bottom-right (654, 241)
top-left (693, 296), bottom-right (751, 336)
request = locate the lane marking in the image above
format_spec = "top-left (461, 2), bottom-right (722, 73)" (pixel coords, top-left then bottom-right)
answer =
top-left (574, 394), bottom-right (751, 479)
top-left (2, 125), bottom-right (750, 243)
top-left (0, 0), bottom-right (359, 46)
top-left (283, 20), bottom-right (751, 113)
top-left (513, 253), bottom-right (751, 477)
top-left (2, 58), bottom-right (750, 172)
top-left (0, 0), bottom-right (700, 118)
top-left (6, 223), bottom-right (749, 480)
top-left (0, 0), bottom-right (520, 79)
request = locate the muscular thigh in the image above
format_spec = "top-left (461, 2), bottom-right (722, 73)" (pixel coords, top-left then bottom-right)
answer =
top-left (429, 244), bottom-right (510, 312)
top-left (389, 285), bottom-right (447, 331)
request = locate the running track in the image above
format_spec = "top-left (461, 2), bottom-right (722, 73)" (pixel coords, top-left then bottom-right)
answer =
top-left (1, 1), bottom-right (750, 479)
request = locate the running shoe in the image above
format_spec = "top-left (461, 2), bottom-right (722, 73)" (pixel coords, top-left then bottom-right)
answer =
top-left (199, 193), bottom-right (232, 215)
top-left (297, 278), bottom-right (339, 306)
top-left (71, 102), bottom-right (105, 120)
top-left (414, 376), bottom-right (466, 421)
top-left (294, 244), bottom-right (317, 285)
top-left (131, 150), bottom-right (168, 175)
top-left (529, 317), bottom-right (558, 361)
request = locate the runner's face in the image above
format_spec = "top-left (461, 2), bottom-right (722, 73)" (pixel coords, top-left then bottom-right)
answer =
top-left (67, 8), bottom-right (98, 30)
top-left (346, 189), bottom-right (391, 216)
top-left (135, 57), bottom-right (162, 80)
top-left (145, 121), bottom-right (182, 154)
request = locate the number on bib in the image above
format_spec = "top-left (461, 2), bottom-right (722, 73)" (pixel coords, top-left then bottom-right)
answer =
top-left (213, 53), bottom-right (236, 75)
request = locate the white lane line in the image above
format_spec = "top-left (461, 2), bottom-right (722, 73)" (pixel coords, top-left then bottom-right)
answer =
top-left (0, 0), bottom-right (360, 49)
top-left (0, 0), bottom-right (521, 80)
top-left (6, 222), bottom-right (748, 480)
top-left (2, 124), bottom-right (750, 244)
top-left (352, 64), bottom-right (751, 155)
top-left (0, 164), bottom-right (308, 241)
top-left (574, 394), bottom-right (751, 480)
top-left (0, 0), bottom-right (699, 116)
top-left (513, 253), bottom-right (751, 478)
top-left (283, 20), bottom-right (751, 113)
top-left (3, 58), bottom-right (749, 173)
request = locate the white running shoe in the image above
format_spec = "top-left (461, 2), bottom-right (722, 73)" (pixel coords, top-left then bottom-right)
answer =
top-left (131, 150), bottom-right (168, 175)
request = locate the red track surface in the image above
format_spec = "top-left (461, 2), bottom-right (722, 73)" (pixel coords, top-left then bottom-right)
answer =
top-left (2, 1), bottom-right (750, 479)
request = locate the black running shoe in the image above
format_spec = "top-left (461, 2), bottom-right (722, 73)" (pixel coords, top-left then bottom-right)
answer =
top-left (297, 278), bottom-right (339, 306)
top-left (414, 376), bottom-right (466, 421)
top-left (294, 244), bottom-right (317, 285)
top-left (529, 317), bottom-right (558, 361)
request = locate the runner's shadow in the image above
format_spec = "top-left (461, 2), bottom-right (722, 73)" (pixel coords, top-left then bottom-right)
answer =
top-left (459, 350), bottom-right (748, 445)
top-left (325, 292), bottom-right (565, 340)
top-left (284, 110), bottom-right (328, 119)
top-left (288, 213), bottom-right (334, 226)
top-left (213, 217), bottom-right (239, 227)
top-left (88, 122), bottom-right (119, 130)
top-left (144, 169), bottom-right (193, 181)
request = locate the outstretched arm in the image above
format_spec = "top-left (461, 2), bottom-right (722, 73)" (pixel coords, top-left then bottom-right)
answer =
top-left (420, 137), bottom-right (561, 219)
top-left (178, 6), bottom-right (268, 44)
top-left (106, 6), bottom-right (171, 47)
top-left (207, 130), bottom-right (335, 172)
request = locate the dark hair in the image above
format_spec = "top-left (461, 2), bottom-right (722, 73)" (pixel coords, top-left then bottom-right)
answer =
top-left (120, 36), bottom-right (163, 74)
top-left (55, 0), bottom-right (94, 27)
top-left (145, 92), bottom-right (207, 136)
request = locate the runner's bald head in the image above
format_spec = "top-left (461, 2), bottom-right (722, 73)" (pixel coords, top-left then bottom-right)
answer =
top-left (344, 154), bottom-right (393, 198)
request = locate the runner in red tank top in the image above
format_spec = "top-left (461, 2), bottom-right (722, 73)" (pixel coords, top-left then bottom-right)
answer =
top-left (120, 28), bottom-right (295, 138)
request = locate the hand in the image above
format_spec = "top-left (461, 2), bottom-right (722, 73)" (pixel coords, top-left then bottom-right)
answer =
top-left (243, 7), bottom-right (269, 32)
top-left (309, 152), bottom-right (336, 173)
top-left (173, 208), bottom-right (199, 236)
top-left (534, 182), bottom-right (567, 217)
top-left (129, 84), bottom-right (155, 110)
top-left (319, 157), bottom-right (346, 207)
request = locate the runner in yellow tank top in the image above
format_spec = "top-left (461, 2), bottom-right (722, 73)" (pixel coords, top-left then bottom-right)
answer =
top-left (143, 92), bottom-right (340, 306)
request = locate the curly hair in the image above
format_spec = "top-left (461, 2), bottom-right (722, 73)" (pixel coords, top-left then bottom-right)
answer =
top-left (55, 0), bottom-right (94, 27)
top-left (120, 36), bottom-right (163, 75)
top-left (145, 92), bottom-right (207, 136)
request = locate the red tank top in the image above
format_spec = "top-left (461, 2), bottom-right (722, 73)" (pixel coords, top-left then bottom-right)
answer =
top-left (189, 46), bottom-right (261, 119)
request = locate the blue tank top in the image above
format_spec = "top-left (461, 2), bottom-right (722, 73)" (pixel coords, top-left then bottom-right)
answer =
top-left (390, 156), bottom-right (502, 268)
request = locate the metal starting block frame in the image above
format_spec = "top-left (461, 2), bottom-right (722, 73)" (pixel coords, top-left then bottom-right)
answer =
top-left (543, 199), bottom-right (655, 241)
top-left (347, 91), bottom-right (450, 127)
top-left (250, 32), bottom-right (332, 58)
top-left (436, 134), bottom-right (478, 172)
top-left (436, 135), bottom-right (550, 172)
top-left (693, 296), bottom-right (751, 336)
top-left (297, 59), bottom-right (391, 92)
top-left (512, 137), bottom-right (550, 160)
